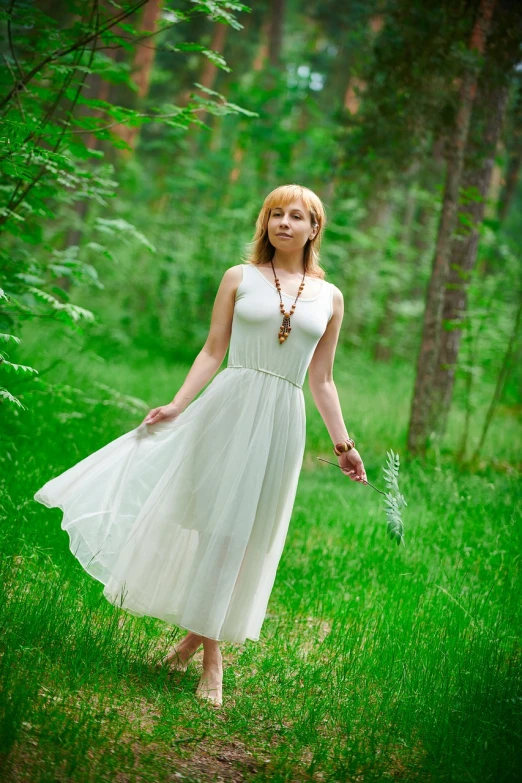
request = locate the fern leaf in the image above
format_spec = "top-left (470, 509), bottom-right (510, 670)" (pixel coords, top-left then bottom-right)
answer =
top-left (381, 449), bottom-right (406, 546)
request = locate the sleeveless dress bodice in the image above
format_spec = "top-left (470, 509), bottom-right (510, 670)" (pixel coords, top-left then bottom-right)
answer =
top-left (227, 263), bottom-right (334, 389)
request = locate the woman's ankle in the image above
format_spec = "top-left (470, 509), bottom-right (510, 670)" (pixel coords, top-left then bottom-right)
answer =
top-left (177, 631), bottom-right (203, 649)
top-left (202, 648), bottom-right (222, 668)
top-left (202, 658), bottom-right (223, 674)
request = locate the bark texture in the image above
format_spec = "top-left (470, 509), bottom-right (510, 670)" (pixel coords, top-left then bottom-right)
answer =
top-left (407, 0), bottom-right (498, 455)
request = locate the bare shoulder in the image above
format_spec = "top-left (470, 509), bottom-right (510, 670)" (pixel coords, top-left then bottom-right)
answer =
top-left (223, 263), bottom-right (244, 280)
top-left (330, 284), bottom-right (344, 317)
top-left (214, 264), bottom-right (244, 305)
top-left (221, 264), bottom-right (244, 289)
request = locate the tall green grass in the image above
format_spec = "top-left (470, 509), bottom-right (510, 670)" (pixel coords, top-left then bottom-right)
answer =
top-left (1, 328), bottom-right (521, 782)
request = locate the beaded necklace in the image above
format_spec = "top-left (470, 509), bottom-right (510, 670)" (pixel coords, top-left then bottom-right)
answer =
top-left (269, 259), bottom-right (307, 344)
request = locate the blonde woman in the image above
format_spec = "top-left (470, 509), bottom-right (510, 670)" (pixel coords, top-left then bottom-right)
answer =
top-left (34, 184), bottom-right (367, 708)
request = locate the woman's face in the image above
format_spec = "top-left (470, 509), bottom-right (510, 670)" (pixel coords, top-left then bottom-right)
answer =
top-left (267, 198), bottom-right (317, 253)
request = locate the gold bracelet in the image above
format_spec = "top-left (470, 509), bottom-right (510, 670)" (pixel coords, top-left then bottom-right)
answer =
top-left (333, 438), bottom-right (355, 456)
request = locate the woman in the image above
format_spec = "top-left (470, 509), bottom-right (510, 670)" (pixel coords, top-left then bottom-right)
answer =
top-left (34, 183), bottom-right (367, 708)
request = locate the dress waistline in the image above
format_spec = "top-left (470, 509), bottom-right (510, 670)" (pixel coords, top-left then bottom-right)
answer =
top-left (226, 365), bottom-right (303, 390)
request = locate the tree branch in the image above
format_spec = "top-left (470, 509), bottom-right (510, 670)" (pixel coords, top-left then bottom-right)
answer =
top-left (0, 0), bottom-right (148, 110)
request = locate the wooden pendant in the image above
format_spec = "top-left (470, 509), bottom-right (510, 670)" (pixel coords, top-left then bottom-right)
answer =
top-left (278, 311), bottom-right (292, 344)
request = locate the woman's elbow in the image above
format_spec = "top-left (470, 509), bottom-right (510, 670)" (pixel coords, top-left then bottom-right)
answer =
top-left (309, 373), bottom-right (334, 390)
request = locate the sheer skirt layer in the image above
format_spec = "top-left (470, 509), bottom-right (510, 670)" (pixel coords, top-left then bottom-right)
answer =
top-left (34, 367), bottom-right (306, 643)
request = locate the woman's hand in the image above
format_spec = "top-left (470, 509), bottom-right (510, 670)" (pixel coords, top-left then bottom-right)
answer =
top-left (338, 448), bottom-right (367, 484)
top-left (142, 402), bottom-right (181, 426)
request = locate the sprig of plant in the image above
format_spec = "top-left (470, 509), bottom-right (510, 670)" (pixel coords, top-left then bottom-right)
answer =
top-left (317, 448), bottom-right (406, 546)
top-left (382, 450), bottom-right (406, 546)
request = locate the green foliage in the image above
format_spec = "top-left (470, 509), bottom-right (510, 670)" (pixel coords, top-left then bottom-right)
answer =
top-left (338, 0), bottom-right (478, 183)
top-left (0, 0), bottom-right (252, 411)
top-left (165, 42), bottom-right (232, 71)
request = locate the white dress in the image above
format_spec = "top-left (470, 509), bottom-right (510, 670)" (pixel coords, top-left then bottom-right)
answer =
top-left (34, 263), bottom-right (334, 643)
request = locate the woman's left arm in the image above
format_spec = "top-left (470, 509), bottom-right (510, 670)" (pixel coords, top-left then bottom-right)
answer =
top-left (308, 285), bottom-right (367, 484)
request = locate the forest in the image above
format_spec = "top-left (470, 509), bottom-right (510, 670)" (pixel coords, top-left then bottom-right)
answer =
top-left (1, 1), bottom-right (521, 781)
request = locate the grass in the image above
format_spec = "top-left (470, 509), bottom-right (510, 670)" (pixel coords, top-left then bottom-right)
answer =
top-left (1, 326), bottom-right (521, 782)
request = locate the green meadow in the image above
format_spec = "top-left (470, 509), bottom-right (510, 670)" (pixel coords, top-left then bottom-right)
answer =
top-left (1, 327), bottom-right (520, 783)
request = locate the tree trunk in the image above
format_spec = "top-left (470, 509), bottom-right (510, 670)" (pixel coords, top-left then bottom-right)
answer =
top-left (58, 3), bottom-right (122, 286)
top-left (131, 0), bottom-right (164, 99)
top-left (192, 22), bottom-right (229, 123)
top-left (112, 0), bottom-right (164, 153)
top-left (498, 147), bottom-right (522, 223)
top-left (227, 17), bottom-right (270, 187)
top-left (268, 0), bottom-right (285, 66)
top-left (470, 287), bottom-right (522, 463)
top-left (497, 83), bottom-right (522, 224)
top-left (431, 0), bottom-right (522, 439)
top-left (407, 0), bottom-right (497, 456)
top-left (431, 80), bottom-right (510, 437)
top-left (255, 0), bottom-right (286, 184)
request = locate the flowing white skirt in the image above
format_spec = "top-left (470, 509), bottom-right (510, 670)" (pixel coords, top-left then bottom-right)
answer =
top-left (34, 366), bottom-right (306, 643)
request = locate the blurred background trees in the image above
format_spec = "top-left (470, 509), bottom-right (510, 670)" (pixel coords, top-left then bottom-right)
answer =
top-left (1, 0), bottom-right (521, 464)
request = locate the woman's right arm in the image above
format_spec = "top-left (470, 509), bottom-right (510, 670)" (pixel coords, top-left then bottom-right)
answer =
top-left (143, 264), bottom-right (243, 425)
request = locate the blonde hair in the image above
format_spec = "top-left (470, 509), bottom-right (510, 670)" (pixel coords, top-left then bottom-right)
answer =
top-left (244, 184), bottom-right (327, 278)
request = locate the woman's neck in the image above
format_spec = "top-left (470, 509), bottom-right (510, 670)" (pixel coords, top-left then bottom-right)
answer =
top-left (270, 250), bottom-right (306, 275)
